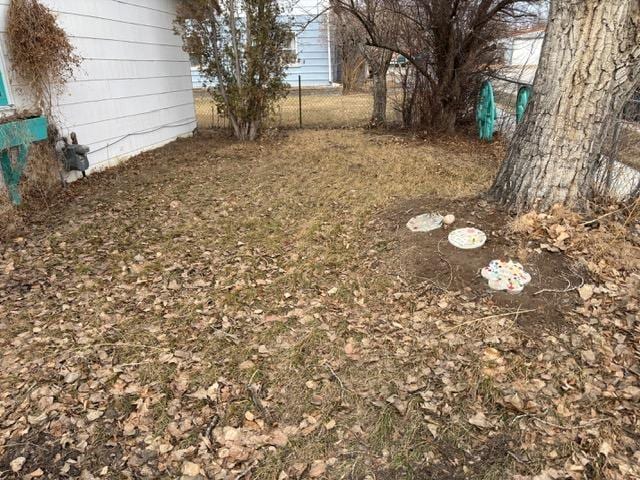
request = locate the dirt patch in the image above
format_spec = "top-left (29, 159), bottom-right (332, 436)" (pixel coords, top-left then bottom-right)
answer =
top-left (374, 433), bottom-right (514, 480)
top-left (381, 195), bottom-right (585, 332)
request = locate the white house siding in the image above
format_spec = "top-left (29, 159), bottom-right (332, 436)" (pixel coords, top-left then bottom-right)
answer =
top-left (0, 0), bottom-right (196, 177)
top-left (508, 33), bottom-right (544, 66)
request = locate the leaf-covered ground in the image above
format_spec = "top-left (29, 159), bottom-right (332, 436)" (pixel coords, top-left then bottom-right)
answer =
top-left (1, 129), bottom-right (639, 480)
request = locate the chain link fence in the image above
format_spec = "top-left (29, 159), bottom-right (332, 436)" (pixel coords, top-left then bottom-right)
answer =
top-left (194, 79), bottom-right (403, 129)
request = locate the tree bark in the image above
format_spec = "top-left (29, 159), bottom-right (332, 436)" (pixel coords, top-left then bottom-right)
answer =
top-left (368, 49), bottom-right (392, 126)
top-left (490, 0), bottom-right (640, 211)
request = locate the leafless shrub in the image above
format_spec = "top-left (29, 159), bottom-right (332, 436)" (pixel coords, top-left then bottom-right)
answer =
top-left (20, 143), bottom-right (62, 206)
top-left (333, 0), bottom-right (541, 132)
top-left (6, 0), bottom-right (81, 115)
top-left (0, 143), bottom-right (61, 240)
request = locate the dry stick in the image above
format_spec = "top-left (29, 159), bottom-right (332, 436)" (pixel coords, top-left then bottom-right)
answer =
top-left (532, 417), bottom-right (608, 431)
top-left (93, 342), bottom-right (170, 351)
top-left (42, 342), bottom-right (171, 360)
top-left (533, 273), bottom-right (584, 296)
top-left (325, 361), bottom-right (348, 394)
top-left (436, 238), bottom-right (454, 290)
top-left (246, 370), bottom-right (272, 426)
top-left (581, 206), bottom-right (627, 225)
top-left (203, 413), bottom-right (220, 451)
top-left (234, 460), bottom-right (258, 480)
top-left (623, 197), bottom-right (640, 228)
top-left (507, 451), bottom-right (529, 465)
top-left (440, 308), bottom-right (537, 335)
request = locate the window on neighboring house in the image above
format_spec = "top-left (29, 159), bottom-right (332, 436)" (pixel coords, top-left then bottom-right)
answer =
top-left (284, 36), bottom-right (299, 65)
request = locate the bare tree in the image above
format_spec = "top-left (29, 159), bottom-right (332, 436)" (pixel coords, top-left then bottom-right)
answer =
top-left (333, 13), bottom-right (368, 94)
top-left (363, 46), bottom-right (393, 126)
top-left (175, 0), bottom-right (292, 140)
top-left (332, 0), bottom-right (393, 125)
top-left (333, 0), bottom-right (540, 131)
top-left (491, 0), bottom-right (640, 211)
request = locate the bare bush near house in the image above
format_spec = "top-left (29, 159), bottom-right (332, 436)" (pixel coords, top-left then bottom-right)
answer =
top-left (175, 0), bottom-right (293, 141)
top-left (334, 15), bottom-right (367, 94)
top-left (6, 0), bottom-right (81, 116)
top-left (333, 0), bottom-right (540, 131)
top-left (20, 143), bottom-right (61, 205)
top-left (332, 0), bottom-right (394, 126)
top-left (0, 144), bottom-right (61, 239)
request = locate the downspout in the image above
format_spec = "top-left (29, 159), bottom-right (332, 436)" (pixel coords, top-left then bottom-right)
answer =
top-left (326, 13), bottom-right (332, 85)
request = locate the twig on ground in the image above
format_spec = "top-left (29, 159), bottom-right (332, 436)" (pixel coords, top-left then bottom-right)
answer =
top-left (436, 238), bottom-right (453, 290)
top-left (508, 451), bottom-right (529, 464)
top-left (582, 206), bottom-right (626, 226)
top-left (234, 460), bottom-right (258, 480)
top-left (533, 273), bottom-right (584, 296)
top-left (440, 308), bottom-right (537, 335)
top-left (623, 198), bottom-right (639, 227)
top-left (325, 361), bottom-right (347, 394)
top-left (203, 413), bottom-right (220, 451)
top-left (42, 342), bottom-right (171, 360)
top-left (93, 342), bottom-right (170, 351)
top-left (247, 383), bottom-right (272, 426)
top-left (532, 417), bottom-right (608, 431)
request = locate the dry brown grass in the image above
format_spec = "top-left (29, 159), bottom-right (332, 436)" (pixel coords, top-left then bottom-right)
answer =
top-left (194, 90), bottom-right (405, 129)
top-left (3, 130), bottom-right (638, 479)
top-left (20, 143), bottom-right (62, 205)
top-left (0, 129), bottom-right (505, 478)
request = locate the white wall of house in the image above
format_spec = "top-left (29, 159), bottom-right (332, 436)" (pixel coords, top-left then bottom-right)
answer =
top-left (0, 0), bottom-right (196, 177)
top-left (507, 31), bottom-right (544, 66)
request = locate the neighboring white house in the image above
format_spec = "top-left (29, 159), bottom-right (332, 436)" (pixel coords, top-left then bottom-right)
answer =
top-left (0, 0), bottom-right (196, 178)
top-left (506, 27), bottom-right (544, 66)
top-left (499, 25), bottom-right (545, 85)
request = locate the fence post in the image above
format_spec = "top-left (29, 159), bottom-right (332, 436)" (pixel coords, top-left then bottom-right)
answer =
top-left (298, 75), bottom-right (302, 128)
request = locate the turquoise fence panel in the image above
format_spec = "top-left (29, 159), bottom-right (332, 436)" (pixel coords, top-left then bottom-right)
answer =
top-left (0, 71), bottom-right (8, 107)
top-left (516, 86), bottom-right (532, 124)
top-left (476, 81), bottom-right (496, 141)
top-left (0, 116), bottom-right (49, 205)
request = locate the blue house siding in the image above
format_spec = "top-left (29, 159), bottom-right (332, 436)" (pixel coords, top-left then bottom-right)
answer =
top-left (191, 13), bottom-right (333, 89)
top-left (286, 14), bottom-right (331, 87)
top-left (191, 68), bottom-right (208, 89)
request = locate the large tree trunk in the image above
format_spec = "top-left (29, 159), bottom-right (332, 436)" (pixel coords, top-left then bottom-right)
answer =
top-left (364, 47), bottom-right (393, 127)
top-left (490, 0), bottom-right (640, 211)
top-left (368, 49), bottom-right (392, 126)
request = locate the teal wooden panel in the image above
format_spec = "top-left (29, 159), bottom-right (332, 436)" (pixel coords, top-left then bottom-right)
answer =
top-left (0, 71), bottom-right (8, 107)
top-left (0, 116), bottom-right (48, 205)
top-left (0, 117), bottom-right (48, 149)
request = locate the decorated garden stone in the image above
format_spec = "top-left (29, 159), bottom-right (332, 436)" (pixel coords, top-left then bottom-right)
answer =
top-left (448, 227), bottom-right (487, 249)
top-left (481, 259), bottom-right (531, 294)
top-left (406, 213), bottom-right (444, 232)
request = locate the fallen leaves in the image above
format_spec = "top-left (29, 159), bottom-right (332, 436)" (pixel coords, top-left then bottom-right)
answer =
top-left (308, 459), bottom-right (326, 478)
top-left (468, 411), bottom-right (491, 429)
top-left (1, 133), bottom-right (639, 479)
top-left (182, 461), bottom-right (201, 476)
top-left (86, 409), bottom-right (104, 421)
top-left (10, 456), bottom-right (26, 472)
top-left (578, 284), bottom-right (594, 301)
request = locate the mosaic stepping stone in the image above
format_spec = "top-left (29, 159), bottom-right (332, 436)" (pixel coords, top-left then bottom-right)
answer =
top-left (448, 227), bottom-right (487, 249)
top-left (481, 259), bottom-right (531, 294)
top-left (406, 213), bottom-right (444, 232)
